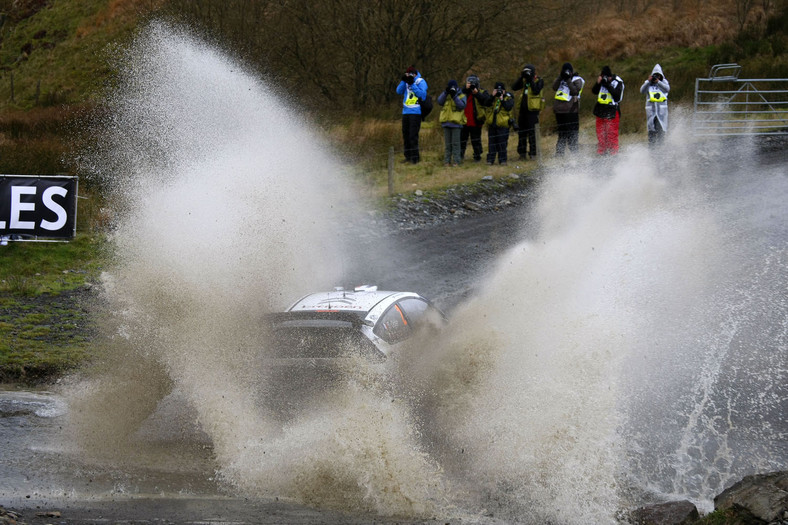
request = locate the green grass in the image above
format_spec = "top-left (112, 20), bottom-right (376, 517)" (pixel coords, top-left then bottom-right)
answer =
top-left (695, 509), bottom-right (737, 524)
top-left (0, 291), bottom-right (95, 383)
top-left (0, 0), bottom-right (144, 111)
top-left (0, 234), bottom-right (107, 296)
top-left (0, 233), bottom-right (106, 383)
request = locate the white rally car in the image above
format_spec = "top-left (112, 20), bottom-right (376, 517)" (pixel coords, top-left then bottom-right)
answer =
top-left (265, 285), bottom-right (445, 360)
top-left (259, 286), bottom-right (445, 419)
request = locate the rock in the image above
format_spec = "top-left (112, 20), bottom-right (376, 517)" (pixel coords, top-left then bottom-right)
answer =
top-left (628, 500), bottom-right (699, 525)
top-left (481, 175), bottom-right (494, 181)
top-left (463, 200), bottom-right (482, 211)
top-left (415, 189), bottom-right (423, 196)
top-left (0, 505), bottom-right (24, 525)
top-left (714, 471), bottom-right (788, 524)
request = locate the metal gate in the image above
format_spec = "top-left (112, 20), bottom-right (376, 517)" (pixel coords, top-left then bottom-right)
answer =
top-left (694, 63), bottom-right (788, 136)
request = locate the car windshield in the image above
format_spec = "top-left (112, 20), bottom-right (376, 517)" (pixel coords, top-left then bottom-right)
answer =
top-left (267, 317), bottom-right (380, 359)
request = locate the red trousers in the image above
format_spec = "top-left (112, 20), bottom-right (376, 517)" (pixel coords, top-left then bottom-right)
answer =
top-left (596, 112), bottom-right (620, 155)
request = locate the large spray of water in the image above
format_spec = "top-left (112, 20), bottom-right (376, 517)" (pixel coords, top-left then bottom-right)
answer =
top-left (67, 22), bottom-right (787, 524)
top-left (68, 21), bottom-right (445, 517)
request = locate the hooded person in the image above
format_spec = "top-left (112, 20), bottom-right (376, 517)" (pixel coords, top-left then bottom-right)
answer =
top-left (482, 81), bottom-right (515, 165)
top-left (640, 63), bottom-right (670, 145)
top-left (437, 79), bottom-right (467, 166)
top-left (396, 66), bottom-right (428, 163)
top-left (591, 65), bottom-right (624, 155)
top-left (460, 75), bottom-right (492, 162)
top-left (512, 63), bottom-right (545, 160)
top-left (552, 62), bottom-right (585, 155)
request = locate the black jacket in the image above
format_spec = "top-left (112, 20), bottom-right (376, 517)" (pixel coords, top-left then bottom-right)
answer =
top-left (512, 76), bottom-right (545, 118)
top-left (592, 76), bottom-right (623, 119)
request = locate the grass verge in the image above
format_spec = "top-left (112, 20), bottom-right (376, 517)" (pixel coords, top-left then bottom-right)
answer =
top-left (0, 234), bottom-right (106, 384)
top-left (0, 234), bottom-right (107, 296)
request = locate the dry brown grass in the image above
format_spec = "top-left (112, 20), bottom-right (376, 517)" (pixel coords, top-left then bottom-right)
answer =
top-left (75, 0), bottom-right (165, 39)
top-left (355, 160), bottom-right (539, 201)
top-left (546, 2), bottom-right (745, 63)
top-left (0, 106), bottom-right (82, 138)
top-left (0, 105), bottom-right (98, 174)
top-left (327, 118), bottom-right (401, 163)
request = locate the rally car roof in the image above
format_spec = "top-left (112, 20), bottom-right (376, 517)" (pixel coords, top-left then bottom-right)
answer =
top-left (286, 286), bottom-right (418, 315)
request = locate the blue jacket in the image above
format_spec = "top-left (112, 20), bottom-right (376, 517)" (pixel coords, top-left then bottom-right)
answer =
top-left (396, 72), bottom-right (428, 115)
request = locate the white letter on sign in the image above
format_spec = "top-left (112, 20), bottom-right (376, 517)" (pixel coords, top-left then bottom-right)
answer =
top-left (11, 186), bottom-right (36, 229)
top-left (41, 186), bottom-right (68, 231)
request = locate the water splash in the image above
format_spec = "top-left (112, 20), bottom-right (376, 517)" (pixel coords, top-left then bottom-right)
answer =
top-left (69, 21), bottom-right (444, 517)
top-left (393, 128), bottom-right (786, 522)
top-left (401, 151), bottom-right (716, 522)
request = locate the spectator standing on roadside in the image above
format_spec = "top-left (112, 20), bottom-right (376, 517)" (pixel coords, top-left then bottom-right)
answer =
top-left (640, 64), bottom-right (670, 146)
top-left (460, 75), bottom-right (491, 162)
top-left (483, 81), bottom-right (515, 165)
top-left (396, 66), bottom-right (428, 164)
top-left (437, 79), bottom-right (467, 166)
top-left (591, 65), bottom-right (624, 155)
top-left (552, 62), bottom-right (584, 156)
top-left (512, 64), bottom-right (545, 161)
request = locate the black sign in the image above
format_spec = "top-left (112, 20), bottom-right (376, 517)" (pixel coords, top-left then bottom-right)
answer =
top-left (0, 175), bottom-right (78, 240)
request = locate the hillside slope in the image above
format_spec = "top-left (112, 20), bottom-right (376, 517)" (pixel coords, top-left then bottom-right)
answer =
top-left (1, 0), bottom-right (785, 114)
top-left (0, 0), bottom-right (783, 177)
top-left (0, 0), bottom-right (161, 111)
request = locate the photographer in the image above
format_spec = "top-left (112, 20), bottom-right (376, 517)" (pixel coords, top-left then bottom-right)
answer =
top-left (437, 79), bottom-right (467, 166)
top-left (512, 64), bottom-right (545, 161)
top-left (482, 81), bottom-right (515, 165)
top-left (591, 65), bottom-right (624, 156)
top-left (460, 75), bottom-right (491, 162)
top-left (551, 62), bottom-right (585, 156)
top-left (639, 64), bottom-right (670, 146)
top-left (395, 66), bottom-right (428, 164)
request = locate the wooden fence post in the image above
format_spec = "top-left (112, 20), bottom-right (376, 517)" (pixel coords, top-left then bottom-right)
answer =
top-left (388, 146), bottom-right (394, 196)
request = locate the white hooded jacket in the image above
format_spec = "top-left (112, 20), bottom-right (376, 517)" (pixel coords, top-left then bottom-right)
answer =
top-left (640, 64), bottom-right (670, 131)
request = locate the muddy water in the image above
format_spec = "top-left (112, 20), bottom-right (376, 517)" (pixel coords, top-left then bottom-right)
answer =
top-left (1, 20), bottom-right (786, 525)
